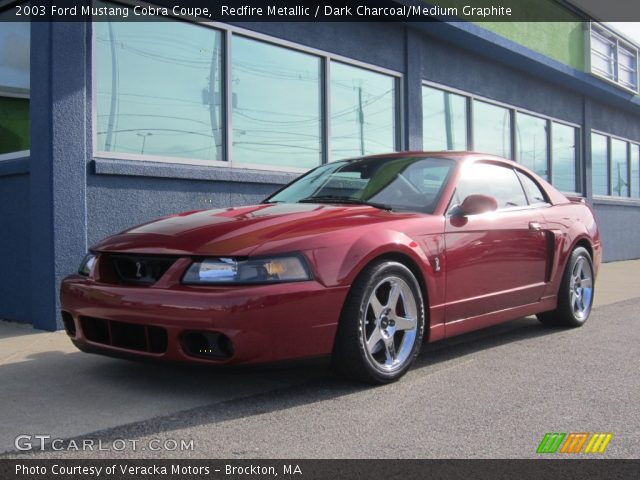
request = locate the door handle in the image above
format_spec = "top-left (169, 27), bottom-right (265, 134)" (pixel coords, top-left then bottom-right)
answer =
top-left (529, 221), bottom-right (542, 231)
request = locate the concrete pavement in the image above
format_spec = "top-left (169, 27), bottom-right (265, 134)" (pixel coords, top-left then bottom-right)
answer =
top-left (1, 259), bottom-right (639, 457)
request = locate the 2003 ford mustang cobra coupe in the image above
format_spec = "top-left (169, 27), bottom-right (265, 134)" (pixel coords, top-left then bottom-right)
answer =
top-left (61, 152), bottom-right (601, 383)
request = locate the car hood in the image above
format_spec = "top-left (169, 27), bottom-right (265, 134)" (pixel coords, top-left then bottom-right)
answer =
top-left (91, 203), bottom-right (416, 256)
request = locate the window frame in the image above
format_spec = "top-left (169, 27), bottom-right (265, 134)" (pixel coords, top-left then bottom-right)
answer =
top-left (0, 20), bottom-right (30, 161)
top-left (421, 85), bottom-right (469, 152)
top-left (591, 129), bottom-right (640, 201)
top-left (588, 22), bottom-right (640, 94)
top-left (91, 11), bottom-right (404, 174)
top-left (421, 81), bottom-right (582, 195)
top-left (446, 161), bottom-right (551, 216)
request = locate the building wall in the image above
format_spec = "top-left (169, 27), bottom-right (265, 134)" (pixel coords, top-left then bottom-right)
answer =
top-left (592, 203), bottom-right (640, 261)
top-left (0, 160), bottom-right (31, 322)
top-left (479, 22), bottom-right (585, 70)
top-left (418, 28), bottom-right (584, 123)
top-left (86, 163), bottom-right (292, 244)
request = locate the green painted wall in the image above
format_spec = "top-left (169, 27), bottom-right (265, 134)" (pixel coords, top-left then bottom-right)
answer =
top-left (427, 0), bottom-right (585, 69)
top-left (478, 22), bottom-right (585, 70)
top-left (0, 97), bottom-right (30, 154)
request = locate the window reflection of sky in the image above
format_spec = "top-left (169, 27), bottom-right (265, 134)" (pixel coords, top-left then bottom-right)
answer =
top-left (551, 123), bottom-right (577, 193)
top-left (516, 112), bottom-right (548, 179)
top-left (592, 133), bottom-right (609, 196)
top-left (96, 21), bottom-right (223, 160)
top-left (0, 21), bottom-right (30, 91)
top-left (422, 87), bottom-right (466, 151)
top-left (473, 100), bottom-right (511, 159)
top-left (96, 23), bottom-right (398, 168)
top-left (232, 36), bottom-right (321, 169)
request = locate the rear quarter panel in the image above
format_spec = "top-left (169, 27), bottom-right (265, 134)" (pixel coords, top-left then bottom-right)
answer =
top-left (542, 201), bottom-right (601, 298)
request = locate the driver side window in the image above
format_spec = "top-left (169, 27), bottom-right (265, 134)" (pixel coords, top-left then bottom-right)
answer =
top-left (454, 162), bottom-right (528, 210)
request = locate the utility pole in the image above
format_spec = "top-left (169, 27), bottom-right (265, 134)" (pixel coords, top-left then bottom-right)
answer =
top-left (443, 93), bottom-right (453, 150)
top-left (137, 132), bottom-right (152, 154)
top-left (357, 85), bottom-right (365, 156)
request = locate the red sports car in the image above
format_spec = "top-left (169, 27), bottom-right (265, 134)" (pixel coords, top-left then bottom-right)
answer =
top-left (60, 152), bottom-right (601, 383)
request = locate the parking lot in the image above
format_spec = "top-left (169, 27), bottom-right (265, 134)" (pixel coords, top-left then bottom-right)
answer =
top-left (1, 260), bottom-right (639, 459)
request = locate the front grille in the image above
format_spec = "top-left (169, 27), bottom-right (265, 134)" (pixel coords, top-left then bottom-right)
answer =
top-left (106, 254), bottom-right (177, 285)
top-left (79, 317), bottom-right (168, 354)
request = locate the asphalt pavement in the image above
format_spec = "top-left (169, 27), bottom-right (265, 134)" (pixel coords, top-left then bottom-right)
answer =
top-left (1, 260), bottom-right (639, 459)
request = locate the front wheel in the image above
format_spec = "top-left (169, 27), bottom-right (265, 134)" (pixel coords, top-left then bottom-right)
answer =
top-left (537, 246), bottom-right (594, 328)
top-left (332, 261), bottom-right (425, 384)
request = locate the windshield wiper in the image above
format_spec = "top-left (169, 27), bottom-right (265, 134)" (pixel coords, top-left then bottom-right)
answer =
top-left (298, 195), bottom-right (392, 211)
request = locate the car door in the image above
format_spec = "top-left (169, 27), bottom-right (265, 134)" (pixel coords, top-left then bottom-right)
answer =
top-left (444, 162), bottom-right (549, 330)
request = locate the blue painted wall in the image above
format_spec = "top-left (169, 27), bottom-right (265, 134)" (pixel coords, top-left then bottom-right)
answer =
top-left (86, 164), bottom-right (290, 244)
top-left (593, 203), bottom-right (640, 262)
top-left (0, 166), bottom-right (31, 322)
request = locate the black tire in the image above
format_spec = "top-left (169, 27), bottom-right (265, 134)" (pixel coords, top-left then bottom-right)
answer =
top-left (332, 260), bottom-right (425, 384)
top-left (537, 246), bottom-right (594, 328)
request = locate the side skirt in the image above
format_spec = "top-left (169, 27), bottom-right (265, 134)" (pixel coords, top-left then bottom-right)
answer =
top-left (443, 295), bottom-right (557, 338)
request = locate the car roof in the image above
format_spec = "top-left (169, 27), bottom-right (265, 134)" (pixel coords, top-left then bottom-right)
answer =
top-left (340, 151), bottom-right (516, 166)
top-left (338, 151), bottom-right (569, 206)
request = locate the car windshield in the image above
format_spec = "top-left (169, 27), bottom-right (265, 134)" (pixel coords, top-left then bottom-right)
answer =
top-left (265, 156), bottom-right (455, 214)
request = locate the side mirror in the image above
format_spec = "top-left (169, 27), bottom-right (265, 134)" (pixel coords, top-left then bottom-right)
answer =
top-left (457, 194), bottom-right (498, 216)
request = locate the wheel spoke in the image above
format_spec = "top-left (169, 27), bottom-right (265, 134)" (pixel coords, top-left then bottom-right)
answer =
top-left (571, 292), bottom-right (580, 313)
top-left (581, 277), bottom-right (592, 289)
top-left (392, 314), bottom-right (416, 331)
top-left (387, 282), bottom-right (400, 310)
top-left (384, 337), bottom-right (396, 364)
top-left (574, 259), bottom-right (584, 279)
top-left (366, 327), bottom-right (383, 352)
top-left (369, 294), bottom-right (384, 319)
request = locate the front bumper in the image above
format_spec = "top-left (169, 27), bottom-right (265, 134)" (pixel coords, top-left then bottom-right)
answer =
top-left (60, 275), bottom-right (349, 365)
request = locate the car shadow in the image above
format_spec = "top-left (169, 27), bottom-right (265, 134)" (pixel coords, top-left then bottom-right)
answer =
top-left (0, 314), bottom-right (568, 456)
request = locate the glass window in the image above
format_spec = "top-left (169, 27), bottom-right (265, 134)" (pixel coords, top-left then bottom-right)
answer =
top-left (610, 138), bottom-right (629, 197)
top-left (267, 156), bottom-right (455, 214)
top-left (590, 24), bottom-right (639, 92)
top-left (618, 46), bottom-right (638, 91)
top-left (590, 28), bottom-right (616, 81)
top-left (330, 62), bottom-right (396, 159)
top-left (473, 101), bottom-right (512, 158)
top-left (517, 171), bottom-right (548, 205)
top-left (422, 86), bottom-right (467, 151)
top-left (232, 36), bottom-right (321, 169)
top-left (631, 144), bottom-right (640, 198)
top-left (0, 20), bottom-right (30, 155)
top-left (591, 133), bottom-right (609, 196)
top-left (516, 113), bottom-right (548, 179)
top-left (455, 163), bottom-right (527, 209)
top-left (552, 122), bottom-right (578, 192)
top-left (95, 21), bottom-right (223, 161)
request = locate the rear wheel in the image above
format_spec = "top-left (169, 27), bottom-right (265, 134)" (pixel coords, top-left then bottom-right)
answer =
top-left (537, 246), bottom-right (594, 328)
top-left (332, 261), bottom-right (425, 384)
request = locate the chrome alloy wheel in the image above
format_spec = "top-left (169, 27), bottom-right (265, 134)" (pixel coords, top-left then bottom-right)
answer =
top-left (570, 256), bottom-right (593, 321)
top-left (362, 276), bottom-right (418, 372)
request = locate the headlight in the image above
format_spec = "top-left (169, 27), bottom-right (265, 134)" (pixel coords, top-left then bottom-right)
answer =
top-left (78, 253), bottom-right (96, 276)
top-left (182, 255), bottom-right (311, 285)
